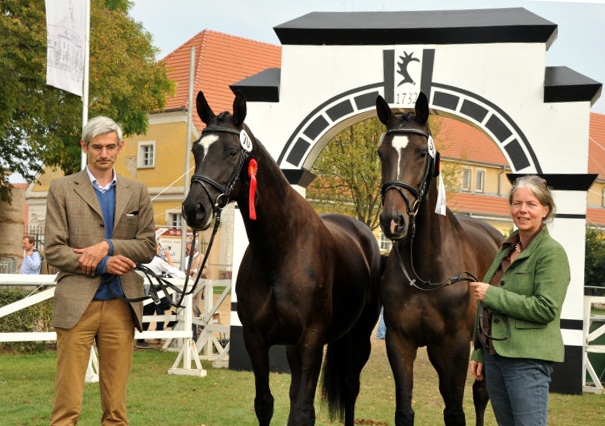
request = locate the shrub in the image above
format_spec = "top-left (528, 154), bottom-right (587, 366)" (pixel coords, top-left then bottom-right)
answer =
top-left (0, 288), bottom-right (54, 354)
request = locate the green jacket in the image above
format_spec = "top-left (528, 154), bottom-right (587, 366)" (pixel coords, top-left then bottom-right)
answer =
top-left (471, 227), bottom-right (570, 363)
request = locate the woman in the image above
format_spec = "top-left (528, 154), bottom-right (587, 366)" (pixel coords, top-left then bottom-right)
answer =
top-left (469, 175), bottom-right (570, 426)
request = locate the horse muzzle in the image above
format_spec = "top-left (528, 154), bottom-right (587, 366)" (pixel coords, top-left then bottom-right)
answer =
top-left (182, 192), bottom-right (215, 231)
top-left (380, 210), bottom-right (410, 241)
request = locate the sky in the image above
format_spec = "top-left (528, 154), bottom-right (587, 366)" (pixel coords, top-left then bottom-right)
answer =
top-left (9, 0), bottom-right (604, 184)
top-left (129, 0), bottom-right (605, 114)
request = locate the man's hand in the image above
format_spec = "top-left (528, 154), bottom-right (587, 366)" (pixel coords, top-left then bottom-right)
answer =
top-left (74, 241), bottom-right (110, 275)
top-left (106, 255), bottom-right (137, 276)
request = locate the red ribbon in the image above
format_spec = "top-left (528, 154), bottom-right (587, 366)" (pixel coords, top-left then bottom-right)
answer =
top-left (248, 159), bottom-right (258, 220)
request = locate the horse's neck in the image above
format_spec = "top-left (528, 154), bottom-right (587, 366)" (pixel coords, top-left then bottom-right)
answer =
top-left (236, 140), bottom-right (314, 250)
top-left (409, 181), bottom-right (449, 252)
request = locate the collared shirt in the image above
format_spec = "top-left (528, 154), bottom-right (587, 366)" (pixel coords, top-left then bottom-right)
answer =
top-left (86, 165), bottom-right (117, 193)
top-left (20, 250), bottom-right (42, 274)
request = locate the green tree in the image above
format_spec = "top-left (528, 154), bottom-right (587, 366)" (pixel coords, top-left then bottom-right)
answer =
top-left (585, 227), bottom-right (605, 295)
top-left (307, 115), bottom-right (455, 230)
top-left (0, 0), bottom-right (173, 202)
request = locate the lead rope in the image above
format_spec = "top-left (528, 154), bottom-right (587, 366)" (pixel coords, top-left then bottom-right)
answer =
top-left (105, 209), bottom-right (223, 310)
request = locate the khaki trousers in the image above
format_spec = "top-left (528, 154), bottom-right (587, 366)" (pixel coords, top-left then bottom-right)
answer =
top-left (49, 299), bottom-right (135, 426)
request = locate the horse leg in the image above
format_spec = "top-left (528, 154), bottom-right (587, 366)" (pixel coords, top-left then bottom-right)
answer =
top-left (427, 338), bottom-right (471, 426)
top-left (286, 345), bottom-right (303, 420)
top-left (243, 331), bottom-right (274, 426)
top-left (472, 378), bottom-right (489, 426)
top-left (287, 333), bottom-right (324, 426)
top-left (386, 331), bottom-right (417, 426)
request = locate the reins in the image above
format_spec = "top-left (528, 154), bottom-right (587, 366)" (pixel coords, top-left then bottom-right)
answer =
top-left (383, 127), bottom-right (477, 292)
top-left (103, 125), bottom-right (245, 310)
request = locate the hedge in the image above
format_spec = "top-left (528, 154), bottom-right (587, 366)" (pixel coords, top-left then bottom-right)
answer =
top-left (0, 288), bottom-right (53, 354)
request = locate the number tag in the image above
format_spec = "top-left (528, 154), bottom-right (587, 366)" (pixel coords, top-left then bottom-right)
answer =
top-left (427, 135), bottom-right (436, 158)
top-left (240, 130), bottom-right (253, 152)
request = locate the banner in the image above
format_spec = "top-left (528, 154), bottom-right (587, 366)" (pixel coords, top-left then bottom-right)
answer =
top-left (45, 0), bottom-right (86, 96)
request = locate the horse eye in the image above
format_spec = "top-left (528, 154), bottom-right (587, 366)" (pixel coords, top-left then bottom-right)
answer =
top-left (229, 149), bottom-right (238, 157)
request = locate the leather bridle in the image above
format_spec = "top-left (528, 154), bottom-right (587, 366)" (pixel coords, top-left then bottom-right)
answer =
top-left (380, 128), bottom-right (435, 222)
top-left (381, 127), bottom-right (477, 291)
top-left (190, 125), bottom-right (250, 215)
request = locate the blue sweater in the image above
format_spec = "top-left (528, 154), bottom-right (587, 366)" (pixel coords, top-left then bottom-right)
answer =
top-left (92, 185), bottom-right (125, 300)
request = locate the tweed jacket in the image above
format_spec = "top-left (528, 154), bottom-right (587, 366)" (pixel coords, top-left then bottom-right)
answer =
top-left (45, 169), bottom-right (156, 331)
top-left (471, 227), bottom-right (570, 363)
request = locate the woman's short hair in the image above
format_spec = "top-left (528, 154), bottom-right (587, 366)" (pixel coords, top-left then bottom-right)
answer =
top-left (82, 116), bottom-right (123, 145)
top-left (509, 175), bottom-right (556, 223)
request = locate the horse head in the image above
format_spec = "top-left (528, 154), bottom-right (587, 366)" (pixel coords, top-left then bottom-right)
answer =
top-left (376, 92), bottom-right (439, 241)
top-left (182, 90), bottom-right (252, 230)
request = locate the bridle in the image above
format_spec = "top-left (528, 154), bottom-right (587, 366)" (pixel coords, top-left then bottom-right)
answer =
top-left (380, 128), bottom-right (435, 221)
top-left (381, 127), bottom-right (477, 291)
top-left (190, 125), bottom-right (250, 214)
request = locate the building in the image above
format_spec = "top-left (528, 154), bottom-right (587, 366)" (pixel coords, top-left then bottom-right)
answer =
top-left (26, 30), bottom-right (281, 277)
top-left (25, 29), bottom-right (605, 275)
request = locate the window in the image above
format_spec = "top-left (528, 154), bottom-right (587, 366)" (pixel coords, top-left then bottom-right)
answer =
top-left (167, 212), bottom-right (182, 229)
top-left (602, 187), bottom-right (605, 207)
top-left (462, 168), bottom-right (472, 191)
top-left (137, 141), bottom-right (155, 168)
top-left (475, 169), bottom-right (485, 193)
top-left (379, 230), bottom-right (392, 253)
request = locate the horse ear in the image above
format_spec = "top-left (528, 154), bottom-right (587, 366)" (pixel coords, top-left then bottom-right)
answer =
top-left (415, 92), bottom-right (429, 125)
top-left (233, 91), bottom-right (247, 127)
top-left (196, 91), bottom-right (215, 124)
top-left (376, 95), bottom-right (394, 125)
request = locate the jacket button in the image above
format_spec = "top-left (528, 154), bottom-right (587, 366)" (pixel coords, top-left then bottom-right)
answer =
top-left (501, 280), bottom-right (505, 286)
top-left (100, 223), bottom-right (105, 228)
top-left (494, 319), bottom-right (500, 324)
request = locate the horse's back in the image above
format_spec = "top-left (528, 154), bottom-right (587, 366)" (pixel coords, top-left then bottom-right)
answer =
top-left (455, 213), bottom-right (503, 259)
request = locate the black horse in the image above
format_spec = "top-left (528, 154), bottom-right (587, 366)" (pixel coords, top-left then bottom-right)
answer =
top-left (182, 91), bottom-right (382, 426)
top-left (376, 92), bottom-right (503, 426)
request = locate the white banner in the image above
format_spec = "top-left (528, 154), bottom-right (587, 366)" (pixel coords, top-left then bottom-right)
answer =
top-left (45, 0), bottom-right (86, 96)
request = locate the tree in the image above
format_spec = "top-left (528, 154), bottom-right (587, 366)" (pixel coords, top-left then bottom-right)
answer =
top-left (585, 227), bottom-right (605, 295)
top-left (307, 115), bottom-right (455, 230)
top-left (0, 0), bottom-right (173, 202)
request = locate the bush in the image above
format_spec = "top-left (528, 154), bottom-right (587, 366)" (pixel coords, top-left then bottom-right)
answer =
top-left (0, 288), bottom-right (54, 354)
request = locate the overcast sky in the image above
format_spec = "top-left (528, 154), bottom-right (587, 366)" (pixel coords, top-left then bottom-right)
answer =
top-left (129, 0), bottom-right (605, 115)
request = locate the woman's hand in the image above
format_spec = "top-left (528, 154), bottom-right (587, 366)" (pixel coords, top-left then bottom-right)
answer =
top-left (470, 360), bottom-right (484, 381)
top-left (470, 281), bottom-right (490, 302)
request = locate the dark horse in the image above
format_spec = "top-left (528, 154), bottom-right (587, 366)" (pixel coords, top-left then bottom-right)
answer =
top-left (375, 93), bottom-right (503, 426)
top-left (182, 91), bottom-right (382, 426)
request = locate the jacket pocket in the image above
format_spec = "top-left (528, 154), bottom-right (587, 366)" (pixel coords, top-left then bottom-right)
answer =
top-left (514, 318), bottom-right (547, 329)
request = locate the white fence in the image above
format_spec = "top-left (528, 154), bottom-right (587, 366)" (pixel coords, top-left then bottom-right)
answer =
top-left (0, 273), bottom-right (231, 380)
top-left (584, 295), bottom-right (605, 393)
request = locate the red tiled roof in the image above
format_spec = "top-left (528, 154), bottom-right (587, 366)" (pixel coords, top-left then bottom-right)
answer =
top-left (161, 30), bottom-right (282, 132)
top-left (587, 207), bottom-right (605, 226)
top-left (589, 113), bottom-right (605, 178)
top-left (448, 192), bottom-right (510, 217)
top-left (435, 117), bottom-right (508, 165)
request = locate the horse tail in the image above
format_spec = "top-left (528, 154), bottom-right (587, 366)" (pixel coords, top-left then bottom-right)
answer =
top-left (321, 337), bottom-right (348, 422)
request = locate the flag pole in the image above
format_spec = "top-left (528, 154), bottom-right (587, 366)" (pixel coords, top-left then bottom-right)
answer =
top-left (80, 0), bottom-right (90, 171)
top-left (180, 46), bottom-right (196, 267)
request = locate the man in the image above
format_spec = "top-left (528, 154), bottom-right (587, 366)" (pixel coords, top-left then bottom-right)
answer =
top-left (184, 241), bottom-right (205, 279)
top-left (45, 116), bottom-right (156, 425)
top-left (19, 235), bottom-right (42, 274)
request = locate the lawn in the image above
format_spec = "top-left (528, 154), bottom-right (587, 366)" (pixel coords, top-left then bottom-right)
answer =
top-left (1, 338), bottom-right (604, 425)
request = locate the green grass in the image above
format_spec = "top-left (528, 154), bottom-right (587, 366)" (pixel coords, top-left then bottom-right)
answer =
top-left (1, 340), bottom-right (604, 425)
